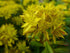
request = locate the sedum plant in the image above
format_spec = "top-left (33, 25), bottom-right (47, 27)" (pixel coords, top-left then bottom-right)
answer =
top-left (0, 0), bottom-right (26, 53)
top-left (0, 1), bottom-right (15, 7)
top-left (0, 0), bottom-right (69, 53)
top-left (0, 24), bottom-right (17, 53)
top-left (0, 24), bottom-right (17, 46)
top-left (17, 41), bottom-right (31, 53)
top-left (8, 41), bottom-right (31, 53)
top-left (0, 1), bottom-right (23, 20)
top-left (21, 2), bottom-right (67, 43)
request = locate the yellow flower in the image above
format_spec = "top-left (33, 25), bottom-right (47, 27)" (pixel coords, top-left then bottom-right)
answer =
top-left (21, 2), bottom-right (67, 43)
top-left (17, 41), bottom-right (30, 53)
top-left (0, 1), bottom-right (15, 7)
top-left (51, 26), bottom-right (67, 43)
top-left (0, 1), bottom-right (23, 19)
top-left (0, 24), bottom-right (17, 46)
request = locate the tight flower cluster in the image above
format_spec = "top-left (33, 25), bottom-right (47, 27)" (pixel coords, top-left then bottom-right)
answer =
top-left (21, 2), bottom-right (67, 43)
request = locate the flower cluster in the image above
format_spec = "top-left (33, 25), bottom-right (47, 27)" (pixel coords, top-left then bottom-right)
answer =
top-left (21, 2), bottom-right (67, 43)
top-left (0, 1), bottom-right (15, 7)
top-left (0, 24), bottom-right (17, 46)
top-left (0, 1), bottom-right (23, 19)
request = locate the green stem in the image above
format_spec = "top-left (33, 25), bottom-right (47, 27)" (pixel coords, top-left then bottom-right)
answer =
top-left (5, 44), bottom-right (8, 53)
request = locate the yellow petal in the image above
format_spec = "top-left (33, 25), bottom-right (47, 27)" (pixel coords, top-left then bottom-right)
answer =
top-left (35, 18), bottom-right (41, 22)
top-left (44, 31), bottom-right (49, 40)
top-left (57, 30), bottom-right (64, 38)
top-left (53, 35), bottom-right (56, 44)
top-left (46, 31), bottom-right (49, 40)
top-left (23, 25), bottom-right (32, 35)
top-left (60, 28), bottom-right (68, 35)
top-left (21, 23), bottom-right (29, 28)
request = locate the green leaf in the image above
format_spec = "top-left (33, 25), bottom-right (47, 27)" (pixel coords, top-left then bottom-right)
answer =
top-left (54, 47), bottom-right (69, 53)
top-left (30, 41), bottom-right (43, 47)
top-left (42, 41), bottom-right (53, 53)
top-left (65, 18), bottom-right (70, 26)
